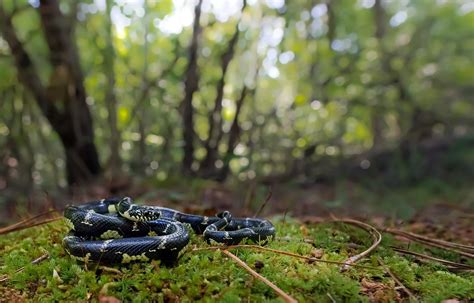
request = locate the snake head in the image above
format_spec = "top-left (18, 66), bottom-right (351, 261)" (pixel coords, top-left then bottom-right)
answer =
top-left (117, 197), bottom-right (161, 221)
top-left (216, 211), bottom-right (232, 222)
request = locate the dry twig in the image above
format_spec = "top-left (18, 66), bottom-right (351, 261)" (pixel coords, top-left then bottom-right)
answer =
top-left (275, 236), bottom-right (315, 245)
top-left (221, 249), bottom-right (297, 303)
top-left (377, 257), bottom-right (417, 301)
top-left (98, 266), bottom-right (123, 275)
top-left (254, 187), bottom-right (272, 218)
top-left (385, 228), bottom-right (474, 257)
top-left (0, 209), bottom-right (61, 235)
top-left (329, 218), bottom-right (382, 271)
top-left (0, 253), bottom-right (49, 283)
top-left (392, 247), bottom-right (474, 270)
top-left (0, 217), bottom-right (61, 235)
top-left (193, 244), bottom-right (379, 270)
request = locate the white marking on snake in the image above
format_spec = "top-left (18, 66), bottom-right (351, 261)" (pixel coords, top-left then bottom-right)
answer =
top-left (202, 216), bottom-right (209, 224)
top-left (100, 239), bottom-right (114, 252)
top-left (81, 210), bottom-right (95, 226)
top-left (132, 222), bottom-right (139, 232)
top-left (157, 238), bottom-right (167, 250)
top-left (121, 209), bottom-right (132, 220)
top-left (108, 204), bottom-right (117, 213)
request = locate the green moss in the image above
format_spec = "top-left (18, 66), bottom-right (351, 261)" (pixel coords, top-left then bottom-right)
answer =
top-left (0, 219), bottom-right (472, 302)
top-left (416, 271), bottom-right (474, 302)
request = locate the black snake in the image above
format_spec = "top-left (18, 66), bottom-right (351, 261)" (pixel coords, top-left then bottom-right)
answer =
top-left (63, 197), bottom-right (275, 264)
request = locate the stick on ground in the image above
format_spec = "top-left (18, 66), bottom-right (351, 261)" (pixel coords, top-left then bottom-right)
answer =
top-left (0, 209), bottom-right (61, 235)
top-left (392, 247), bottom-right (474, 270)
top-left (377, 257), bottom-right (417, 301)
top-left (385, 228), bottom-right (474, 257)
top-left (0, 253), bottom-right (49, 283)
top-left (222, 249), bottom-right (298, 303)
top-left (329, 218), bottom-right (382, 272)
top-left (254, 187), bottom-right (272, 218)
top-left (193, 244), bottom-right (379, 270)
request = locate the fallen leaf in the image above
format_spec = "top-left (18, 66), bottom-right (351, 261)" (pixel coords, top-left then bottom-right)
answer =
top-left (99, 295), bottom-right (121, 303)
top-left (52, 268), bottom-right (63, 284)
top-left (310, 248), bottom-right (324, 259)
top-left (360, 278), bottom-right (400, 303)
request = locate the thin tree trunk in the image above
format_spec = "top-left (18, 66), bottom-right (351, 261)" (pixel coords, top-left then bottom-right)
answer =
top-left (180, 0), bottom-right (203, 175)
top-left (138, 118), bottom-right (147, 169)
top-left (218, 59), bottom-right (260, 182)
top-left (370, 0), bottom-right (387, 151)
top-left (104, 0), bottom-right (121, 175)
top-left (216, 86), bottom-right (248, 181)
top-left (200, 0), bottom-right (247, 177)
top-left (327, 0), bottom-right (337, 45)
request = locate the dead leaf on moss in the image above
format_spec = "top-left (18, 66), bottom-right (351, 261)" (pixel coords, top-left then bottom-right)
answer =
top-left (99, 295), bottom-right (121, 303)
top-left (310, 248), bottom-right (324, 259)
top-left (0, 286), bottom-right (25, 303)
top-left (360, 278), bottom-right (401, 303)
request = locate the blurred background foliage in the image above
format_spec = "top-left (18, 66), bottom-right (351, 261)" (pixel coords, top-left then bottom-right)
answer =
top-left (0, 0), bottom-right (473, 195)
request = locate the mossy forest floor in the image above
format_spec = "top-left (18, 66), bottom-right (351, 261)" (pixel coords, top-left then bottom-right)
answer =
top-left (0, 180), bottom-right (473, 302)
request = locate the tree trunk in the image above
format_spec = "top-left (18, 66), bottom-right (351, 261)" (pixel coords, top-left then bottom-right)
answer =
top-left (181, 0), bottom-right (203, 175)
top-left (0, 2), bottom-right (101, 185)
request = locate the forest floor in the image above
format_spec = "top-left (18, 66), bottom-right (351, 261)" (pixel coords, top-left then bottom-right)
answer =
top-left (0, 178), bottom-right (473, 302)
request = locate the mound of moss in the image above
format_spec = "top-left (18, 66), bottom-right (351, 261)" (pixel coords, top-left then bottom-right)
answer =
top-left (0, 218), bottom-right (473, 302)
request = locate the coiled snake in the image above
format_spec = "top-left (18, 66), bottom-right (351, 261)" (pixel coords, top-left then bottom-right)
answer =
top-left (63, 197), bottom-right (275, 264)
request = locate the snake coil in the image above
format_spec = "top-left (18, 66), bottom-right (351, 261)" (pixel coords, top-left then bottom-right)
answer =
top-left (63, 197), bottom-right (275, 264)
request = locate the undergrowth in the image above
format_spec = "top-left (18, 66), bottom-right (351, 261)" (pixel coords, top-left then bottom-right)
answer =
top-left (0, 217), bottom-right (473, 302)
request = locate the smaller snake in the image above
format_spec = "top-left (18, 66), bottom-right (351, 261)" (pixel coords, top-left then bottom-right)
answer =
top-left (63, 197), bottom-right (275, 264)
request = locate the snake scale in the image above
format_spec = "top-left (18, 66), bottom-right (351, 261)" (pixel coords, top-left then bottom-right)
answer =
top-left (63, 197), bottom-right (275, 264)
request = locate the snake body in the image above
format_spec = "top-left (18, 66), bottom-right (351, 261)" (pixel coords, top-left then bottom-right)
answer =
top-left (63, 197), bottom-right (275, 264)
